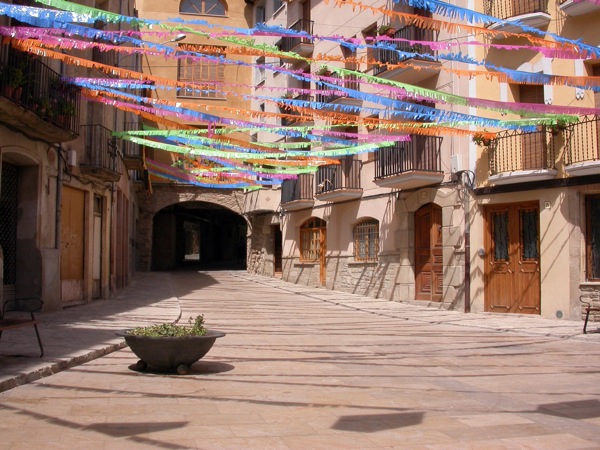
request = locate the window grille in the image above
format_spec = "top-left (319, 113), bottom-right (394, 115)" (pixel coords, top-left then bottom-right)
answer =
top-left (180, 0), bottom-right (226, 16)
top-left (353, 219), bottom-right (379, 262)
top-left (178, 45), bottom-right (225, 99)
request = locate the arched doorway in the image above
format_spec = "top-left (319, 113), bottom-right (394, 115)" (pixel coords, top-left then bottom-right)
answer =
top-left (152, 201), bottom-right (247, 270)
top-left (415, 203), bottom-right (443, 302)
top-left (300, 217), bottom-right (327, 286)
top-left (0, 152), bottom-right (42, 301)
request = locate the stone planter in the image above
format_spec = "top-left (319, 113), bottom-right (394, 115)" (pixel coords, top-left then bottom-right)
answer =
top-left (119, 329), bottom-right (226, 374)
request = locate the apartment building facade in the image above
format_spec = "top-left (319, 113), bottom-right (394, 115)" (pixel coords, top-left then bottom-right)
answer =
top-left (469, 0), bottom-right (600, 319)
top-left (245, 0), bottom-right (474, 311)
top-left (0, 0), bottom-right (139, 311)
top-left (243, 0), bottom-right (600, 322)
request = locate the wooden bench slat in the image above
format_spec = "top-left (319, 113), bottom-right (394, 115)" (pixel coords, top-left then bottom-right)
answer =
top-left (0, 319), bottom-right (40, 331)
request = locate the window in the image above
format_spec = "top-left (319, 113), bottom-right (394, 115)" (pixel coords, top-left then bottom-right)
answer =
top-left (177, 45), bottom-right (225, 99)
top-left (255, 56), bottom-right (266, 85)
top-left (255, 4), bottom-right (266, 24)
top-left (586, 195), bottom-right (600, 281)
top-left (300, 217), bottom-right (326, 261)
top-left (353, 219), bottom-right (379, 262)
top-left (273, 0), bottom-right (283, 14)
top-left (179, 0), bottom-right (226, 16)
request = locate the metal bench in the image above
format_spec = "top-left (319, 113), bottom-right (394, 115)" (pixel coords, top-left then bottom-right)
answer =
top-left (0, 297), bottom-right (44, 357)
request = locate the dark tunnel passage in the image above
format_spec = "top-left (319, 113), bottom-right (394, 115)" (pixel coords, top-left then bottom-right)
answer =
top-left (152, 201), bottom-right (247, 271)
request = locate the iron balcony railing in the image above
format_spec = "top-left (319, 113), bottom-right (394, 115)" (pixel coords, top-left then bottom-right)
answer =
top-left (373, 25), bottom-right (438, 76)
top-left (564, 116), bottom-right (600, 166)
top-left (489, 127), bottom-right (555, 175)
top-left (280, 19), bottom-right (314, 53)
top-left (315, 72), bottom-right (360, 103)
top-left (80, 124), bottom-right (123, 181)
top-left (281, 174), bottom-right (314, 204)
top-left (0, 43), bottom-right (80, 135)
top-left (375, 136), bottom-right (443, 179)
top-left (315, 158), bottom-right (362, 194)
top-left (121, 121), bottom-right (143, 159)
top-left (483, 0), bottom-right (549, 19)
top-left (281, 94), bottom-right (313, 126)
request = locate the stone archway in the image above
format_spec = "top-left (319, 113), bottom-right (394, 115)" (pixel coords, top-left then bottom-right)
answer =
top-left (136, 185), bottom-right (248, 271)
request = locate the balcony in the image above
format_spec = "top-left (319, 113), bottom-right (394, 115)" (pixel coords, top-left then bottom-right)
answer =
top-left (80, 125), bottom-right (123, 182)
top-left (488, 128), bottom-right (557, 184)
top-left (374, 136), bottom-right (444, 189)
top-left (559, 0), bottom-right (600, 16)
top-left (483, 0), bottom-right (551, 34)
top-left (279, 19), bottom-right (314, 62)
top-left (281, 174), bottom-right (314, 211)
top-left (372, 26), bottom-right (441, 84)
top-left (120, 121), bottom-right (145, 171)
top-left (315, 72), bottom-right (362, 110)
top-left (314, 158), bottom-right (362, 202)
top-left (0, 44), bottom-right (80, 143)
top-left (281, 94), bottom-right (314, 126)
top-left (564, 116), bottom-right (600, 176)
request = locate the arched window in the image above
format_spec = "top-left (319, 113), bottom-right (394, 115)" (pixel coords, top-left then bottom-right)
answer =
top-left (179, 0), bottom-right (226, 16)
top-left (353, 218), bottom-right (379, 262)
top-left (300, 217), bottom-right (326, 261)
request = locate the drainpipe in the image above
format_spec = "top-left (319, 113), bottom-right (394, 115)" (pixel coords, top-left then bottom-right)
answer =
top-left (55, 145), bottom-right (63, 249)
top-left (461, 171), bottom-right (471, 314)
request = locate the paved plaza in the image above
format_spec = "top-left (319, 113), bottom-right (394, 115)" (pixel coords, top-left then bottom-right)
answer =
top-left (1, 270), bottom-right (600, 449)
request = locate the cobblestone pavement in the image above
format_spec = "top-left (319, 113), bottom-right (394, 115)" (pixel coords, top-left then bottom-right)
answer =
top-left (1, 270), bottom-right (600, 449)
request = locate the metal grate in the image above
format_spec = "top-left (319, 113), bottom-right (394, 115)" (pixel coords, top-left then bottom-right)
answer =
top-left (0, 162), bottom-right (18, 286)
top-left (353, 219), bottom-right (379, 262)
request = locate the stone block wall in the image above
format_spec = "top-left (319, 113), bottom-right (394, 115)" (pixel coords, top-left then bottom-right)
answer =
top-left (580, 284), bottom-right (600, 323)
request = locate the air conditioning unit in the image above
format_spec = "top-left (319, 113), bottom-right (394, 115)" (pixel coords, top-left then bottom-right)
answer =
top-left (67, 150), bottom-right (77, 167)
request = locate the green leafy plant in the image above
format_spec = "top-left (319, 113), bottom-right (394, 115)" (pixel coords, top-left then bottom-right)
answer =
top-left (127, 315), bottom-right (207, 337)
top-left (315, 65), bottom-right (332, 76)
top-left (549, 118), bottom-right (569, 135)
top-left (472, 132), bottom-right (492, 147)
top-left (377, 24), bottom-right (397, 36)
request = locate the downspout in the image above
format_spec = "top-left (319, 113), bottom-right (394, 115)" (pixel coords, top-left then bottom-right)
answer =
top-left (55, 145), bottom-right (63, 250)
top-left (462, 171), bottom-right (471, 313)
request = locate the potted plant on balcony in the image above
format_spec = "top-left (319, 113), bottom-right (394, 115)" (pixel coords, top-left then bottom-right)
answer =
top-left (472, 132), bottom-right (493, 147)
top-left (549, 118), bottom-right (569, 135)
top-left (377, 24), bottom-right (397, 37)
top-left (56, 99), bottom-right (76, 125)
top-left (3, 66), bottom-right (25, 100)
top-left (315, 65), bottom-right (333, 77)
top-left (118, 314), bottom-right (225, 375)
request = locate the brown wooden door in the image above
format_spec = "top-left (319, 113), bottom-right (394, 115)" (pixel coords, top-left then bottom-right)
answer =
top-left (415, 203), bottom-right (443, 301)
top-left (484, 203), bottom-right (540, 314)
top-left (319, 227), bottom-right (327, 286)
top-left (61, 186), bottom-right (85, 303)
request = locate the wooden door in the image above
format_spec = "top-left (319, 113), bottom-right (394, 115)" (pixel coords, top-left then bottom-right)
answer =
top-left (484, 203), bottom-right (540, 314)
top-left (272, 225), bottom-right (282, 274)
top-left (415, 203), bottom-right (443, 301)
top-left (519, 84), bottom-right (546, 170)
top-left (61, 186), bottom-right (85, 303)
top-left (319, 226), bottom-right (327, 286)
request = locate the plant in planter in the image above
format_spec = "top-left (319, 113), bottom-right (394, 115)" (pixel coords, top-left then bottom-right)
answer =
top-left (472, 131), bottom-right (493, 147)
top-left (377, 24), bottom-right (397, 37)
top-left (56, 100), bottom-right (76, 125)
top-left (549, 118), bottom-right (569, 135)
top-left (4, 66), bottom-right (26, 100)
top-left (315, 65), bottom-right (332, 77)
top-left (120, 315), bottom-right (225, 375)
